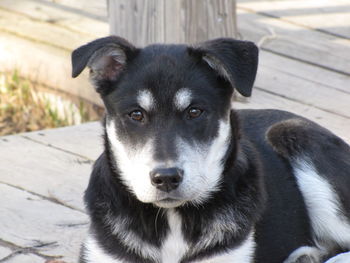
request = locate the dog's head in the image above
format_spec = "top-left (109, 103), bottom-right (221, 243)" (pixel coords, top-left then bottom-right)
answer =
top-left (72, 36), bottom-right (258, 208)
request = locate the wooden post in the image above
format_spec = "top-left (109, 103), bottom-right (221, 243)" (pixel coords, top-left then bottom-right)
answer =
top-left (108, 0), bottom-right (237, 46)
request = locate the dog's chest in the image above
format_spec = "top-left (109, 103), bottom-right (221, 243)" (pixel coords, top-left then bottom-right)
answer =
top-left (160, 210), bottom-right (256, 263)
top-left (161, 210), bottom-right (189, 263)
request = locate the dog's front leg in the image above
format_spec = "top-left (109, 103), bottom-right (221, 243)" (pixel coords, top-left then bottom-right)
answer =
top-left (79, 236), bottom-right (124, 263)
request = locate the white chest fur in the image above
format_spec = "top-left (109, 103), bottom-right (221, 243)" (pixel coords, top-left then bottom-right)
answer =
top-left (161, 209), bottom-right (189, 263)
top-left (160, 210), bottom-right (255, 263)
top-left (84, 210), bottom-right (255, 263)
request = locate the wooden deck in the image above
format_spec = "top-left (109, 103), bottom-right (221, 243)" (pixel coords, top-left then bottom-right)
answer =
top-left (0, 0), bottom-right (349, 262)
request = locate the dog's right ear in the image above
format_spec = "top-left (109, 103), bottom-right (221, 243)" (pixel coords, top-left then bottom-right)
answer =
top-left (71, 36), bottom-right (137, 93)
top-left (189, 38), bottom-right (259, 97)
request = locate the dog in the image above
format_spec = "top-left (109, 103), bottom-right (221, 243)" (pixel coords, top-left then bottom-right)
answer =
top-left (71, 36), bottom-right (350, 263)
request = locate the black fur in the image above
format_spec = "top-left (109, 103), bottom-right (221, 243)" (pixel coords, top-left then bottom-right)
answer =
top-left (239, 110), bottom-right (314, 262)
top-left (82, 111), bottom-right (266, 262)
top-left (72, 36), bottom-right (350, 263)
top-left (71, 36), bottom-right (136, 79)
top-left (190, 38), bottom-right (259, 97)
top-left (267, 117), bottom-right (350, 234)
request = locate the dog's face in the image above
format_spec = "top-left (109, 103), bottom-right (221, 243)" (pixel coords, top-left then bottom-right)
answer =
top-left (72, 37), bottom-right (258, 208)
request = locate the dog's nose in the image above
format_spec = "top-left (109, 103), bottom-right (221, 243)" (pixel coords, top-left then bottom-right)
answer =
top-left (150, 168), bottom-right (184, 192)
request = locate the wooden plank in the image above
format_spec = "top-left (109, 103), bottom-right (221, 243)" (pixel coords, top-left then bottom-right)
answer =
top-left (237, 0), bottom-right (350, 39)
top-left (259, 50), bottom-right (350, 94)
top-left (164, 0), bottom-right (184, 43)
top-left (0, 8), bottom-right (95, 52)
top-left (0, 0), bottom-right (105, 107)
top-left (0, 135), bottom-right (92, 211)
top-left (23, 122), bottom-right (103, 161)
top-left (0, 183), bottom-right (87, 261)
top-left (0, 32), bottom-right (103, 107)
top-left (109, 0), bottom-right (166, 46)
top-left (41, 0), bottom-right (108, 19)
top-left (4, 253), bottom-right (46, 263)
top-left (207, 0), bottom-right (237, 39)
top-left (0, 0), bottom-right (108, 38)
top-left (235, 89), bottom-right (350, 143)
top-left (182, 0), bottom-right (209, 43)
top-left (236, 8), bottom-right (350, 75)
top-left (285, 12), bottom-right (350, 39)
top-left (109, 0), bottom-right (237, 46)
top-left (149, 0), bottom-right (165, 45)
top-left (0, 246), bottom-right (12, 260)
top-left (141, 0), bottom-right (165, 45)
top-left (238, 0), bottom-right (349, 9)
top-left (256, 51), bottom-right (350, 118)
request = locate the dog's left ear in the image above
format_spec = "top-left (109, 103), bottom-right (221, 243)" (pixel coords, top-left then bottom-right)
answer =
top-left (71, 36), bottom-right (137, 91)
top-left (190, 38), bottom-right (259, 97)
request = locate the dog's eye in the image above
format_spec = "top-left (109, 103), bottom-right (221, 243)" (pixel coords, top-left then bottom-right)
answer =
top-left (129, 110), bottom-right (144, 122)
top-left (188, 107), bottom-right (203, 119)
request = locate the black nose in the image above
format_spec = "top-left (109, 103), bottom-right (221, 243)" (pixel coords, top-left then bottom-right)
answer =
top-left (150, 168), bottom-right (184, 192)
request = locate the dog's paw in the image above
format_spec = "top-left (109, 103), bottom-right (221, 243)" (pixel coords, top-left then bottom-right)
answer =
top-left (283, 246), bottom-right (323, 263)
top-left (325, 252), bottom-right (350, 263)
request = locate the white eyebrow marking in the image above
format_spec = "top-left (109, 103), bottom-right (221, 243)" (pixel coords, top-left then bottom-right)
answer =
top-left (137, 90), bottom-right (155, 111)
top-left (174, 88), bottom-right (192, 110)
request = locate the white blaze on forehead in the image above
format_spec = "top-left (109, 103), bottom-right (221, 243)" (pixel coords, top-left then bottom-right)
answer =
top-left (174, 88), bottom-right (192, 110)
top-left (137, 89), bottom-right (155, 111)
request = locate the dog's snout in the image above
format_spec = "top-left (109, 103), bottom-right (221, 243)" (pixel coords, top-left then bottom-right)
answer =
top-left (150, 168), bottom-right (184, 192)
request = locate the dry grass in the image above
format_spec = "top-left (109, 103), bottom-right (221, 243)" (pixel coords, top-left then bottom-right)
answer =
top-left (0, 71), bottom-right (92, 136)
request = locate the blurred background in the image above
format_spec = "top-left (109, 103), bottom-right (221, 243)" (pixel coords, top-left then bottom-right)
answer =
top-left (0, 0), bottom-right (349, 262)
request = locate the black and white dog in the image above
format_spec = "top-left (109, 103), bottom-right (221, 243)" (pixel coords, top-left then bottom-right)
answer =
top-left (72, 36), bottom-right (350, 263)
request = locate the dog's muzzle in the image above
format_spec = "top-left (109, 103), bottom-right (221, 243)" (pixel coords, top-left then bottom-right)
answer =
top-left (149, 167), bottom-right (184, 192)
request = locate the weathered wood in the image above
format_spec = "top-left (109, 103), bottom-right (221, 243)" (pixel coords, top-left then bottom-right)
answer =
top-left (207, 0), bottom-right (237, 40)
top-left (0, 8), bottom-right (94, 52)
top-left (259, 50), bottom-right (350, 94)
top-left (41, 0), bottom-right (108, 19)
top-left (0, 32), bottom-right (103, 107)
top-left (0, 135), bottom-right (92, 211)
top-left (24, 122), bottom-right (103, 161)
top-left (0, 246), bottom-right (12, 260)
top-left (237, 8), bottom-right (350, 75)
top-left (0, 183), bottom-right (87, 261)
top-left (0, 0), bottom-right (106, 106)
top-left (256, 51), bottom-right (350, 118)
top-left (0, 0), bottom-right (108, 37)
top-left (237, 0), bottom-right (350, 39)
top-left (108, 0), bottom-right (237, 46)
top-left (235, 89), bottom-right (350, 143)
top-left (109, 0), bottom-right (166, 47)
top-left (4, 253), bottom-right (46, 263)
